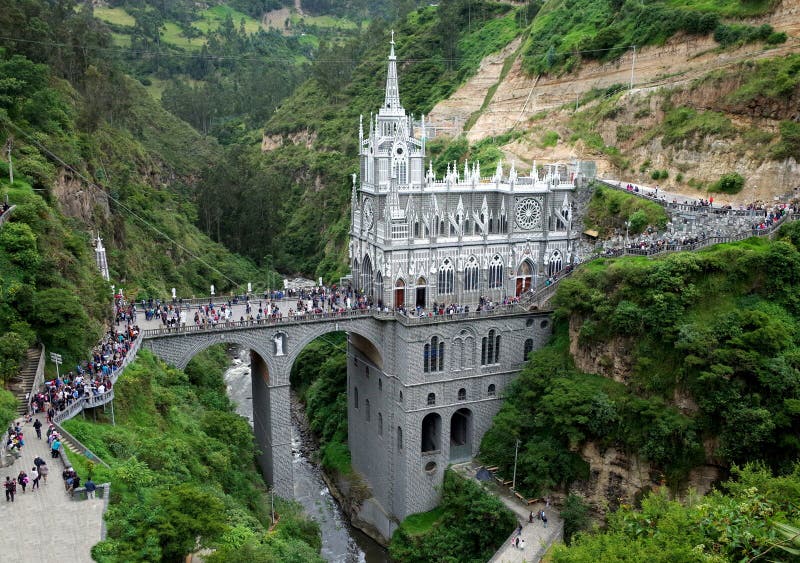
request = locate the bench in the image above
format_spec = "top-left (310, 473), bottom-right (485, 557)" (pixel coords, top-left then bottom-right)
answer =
top-left (70, 484), bottom-right (108, 501)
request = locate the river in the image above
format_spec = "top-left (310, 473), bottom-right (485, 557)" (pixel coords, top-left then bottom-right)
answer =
top-left (223, 347), bottom-right (391, 563)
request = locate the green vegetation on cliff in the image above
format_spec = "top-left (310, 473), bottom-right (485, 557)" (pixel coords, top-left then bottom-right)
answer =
top-left (552, 464), bottom-right (800, 561)
top-left (483, 225), bottom-right (800, 497)
top-left (389, 470), bottom-right (516, 562)
top-left (63, 347), bottom-right (323, 562)
top-left (291, 334), bottom-right (351, 474)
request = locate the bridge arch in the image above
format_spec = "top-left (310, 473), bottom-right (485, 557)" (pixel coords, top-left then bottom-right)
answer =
top-left (168, 333), bottom-right (273, 373)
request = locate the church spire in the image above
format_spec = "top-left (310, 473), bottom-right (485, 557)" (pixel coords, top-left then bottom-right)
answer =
top-left (383, 31), bottom-right (402, 113)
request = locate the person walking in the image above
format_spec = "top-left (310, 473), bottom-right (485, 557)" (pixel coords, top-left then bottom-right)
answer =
top-left (4, 476), bottom-right (16, 502)
top-left (542, 510), bottom-right (548, 528)
top-left (33, 418), bottom-right (42, 439)
top-left (39, 461), bottom-right (49, 484)
top-left (30, 467), bottom-right (40, 491)
top-left (17, 470), bottom-right (28, 493)
top-left (85, 478), bottom-right (96, 499)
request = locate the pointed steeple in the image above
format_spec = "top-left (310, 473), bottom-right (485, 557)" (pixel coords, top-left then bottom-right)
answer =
top-left (383, 30), bottom-right (402, 113)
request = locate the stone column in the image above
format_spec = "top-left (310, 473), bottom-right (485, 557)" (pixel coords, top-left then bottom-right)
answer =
top-left (251, 351), bottom-right (293, 498)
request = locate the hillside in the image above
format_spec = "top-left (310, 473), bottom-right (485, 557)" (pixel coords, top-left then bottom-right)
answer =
top-left (428, 0), bottom-right (800, 204)
top-left (0, 1), bottom-right (272, 371)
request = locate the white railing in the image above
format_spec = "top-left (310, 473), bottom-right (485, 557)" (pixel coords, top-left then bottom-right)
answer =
top-left (51, 334), bottom-right (142, 425)
top-left (0, 205), bottom-right (15, 229)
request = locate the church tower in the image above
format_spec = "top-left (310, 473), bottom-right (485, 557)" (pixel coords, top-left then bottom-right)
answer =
top-left (350, 34), bottom-right (585, 310)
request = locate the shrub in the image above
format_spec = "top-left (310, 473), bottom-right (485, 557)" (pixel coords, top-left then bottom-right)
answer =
top-left (711, 172), bottom-right (745, 194)
top-left (561, 494), bottom-right (590, 545)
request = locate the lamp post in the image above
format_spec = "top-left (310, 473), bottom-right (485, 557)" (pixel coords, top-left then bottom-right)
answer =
top-left (512, 438), bottom-right (521, 491)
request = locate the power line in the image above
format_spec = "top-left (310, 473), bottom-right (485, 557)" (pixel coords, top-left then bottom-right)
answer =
top-left (1, 118), bottom-right (244, 290)
top-left (0, 33), bottom-right (646, 65)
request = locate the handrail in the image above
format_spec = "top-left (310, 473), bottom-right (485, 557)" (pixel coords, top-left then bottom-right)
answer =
top-left (51, 334), bottom-right (142, 425)
top-left (55, 422), bottom-right (110, 468)
top-left (27, 344), bottom-right (47, 410)
top-left (596, 180), bottom-right (770, 217)
top-left (0, 205), bottom-right (16, 229)
top-left (141, 307), bottom-right (396, 338)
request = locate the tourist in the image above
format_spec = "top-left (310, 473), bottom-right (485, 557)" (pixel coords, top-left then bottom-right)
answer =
top-left (4, 476), bottom-right (16, 502)
top-left (30, 466), bottom-right (39, 491)
top-left (38, 461), bottom-right (49, 484)
top-left (85, 478), bottom-right (96, 499)
top-left (17, 470), bottom-right (28, 493)
top-left (33, 418), bottom-right (42, 439)
top-left (520, 538), bottom-right (526, 550)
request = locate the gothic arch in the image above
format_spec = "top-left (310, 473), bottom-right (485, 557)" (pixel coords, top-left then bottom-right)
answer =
top-left (362, 254), bottom-right (374, 298)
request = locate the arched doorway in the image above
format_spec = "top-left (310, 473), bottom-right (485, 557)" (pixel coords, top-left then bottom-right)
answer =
top-left (415, 276), bottom-right (427, 309)
top-left (449, 408), bottom-right (472, 462)
top-left (421, 412), bottom-right (442, 453)
top-left (362, 255), bottom-right (374, 298)
top-left (394, 278), bottom-right (405, 309)
top-left (516, 260), bottom-right (534, 297)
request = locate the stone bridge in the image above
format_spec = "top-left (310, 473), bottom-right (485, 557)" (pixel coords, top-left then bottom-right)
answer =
top-left (141, 305), bottom-right (553, 539)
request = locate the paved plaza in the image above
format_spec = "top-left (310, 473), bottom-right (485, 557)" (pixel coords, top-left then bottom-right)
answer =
top-left (0, 416), bottom-right (105, 562)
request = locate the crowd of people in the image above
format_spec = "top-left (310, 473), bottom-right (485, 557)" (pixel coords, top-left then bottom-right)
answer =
top-left (30, 300), bottom-right (139, 419)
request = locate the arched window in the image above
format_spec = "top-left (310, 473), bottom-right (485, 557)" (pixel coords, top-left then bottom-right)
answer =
top-left (378, 413), bottom-right (383, 436)
top-left (464, 256), bottom-right (479, 292)
top-left (421, 413), bottom-right (441, 452)
top-left (489, 255), bottom-right (503, 289)
top-left (354, 387), bottom-right (359, 408)
top-left (362, 255), bottom-right (374, 298)
top-left (424, 336), bottom-right (444, 373)
top-left (481, 330), bottom-right (499, 365)
top-left (397, 426), bottom-right (403, 449)
top-left (427, 392), bottom-right (436, 406)
top-left (488, 384), bottom-right (496, 396)
top-left (524, 338), bottom-right (534, 360)
top-left (457, 388), bottom-right (466, 401)
top-left (365, 399), bottom-right (371, 421)
top-left (438, 258), bottom-right (454, 294)
top-left (548, 250), bottom-right (563, 277)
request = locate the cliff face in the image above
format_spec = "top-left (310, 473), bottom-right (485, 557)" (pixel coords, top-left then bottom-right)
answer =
top-left (566, 314), bottom-right (724, 513)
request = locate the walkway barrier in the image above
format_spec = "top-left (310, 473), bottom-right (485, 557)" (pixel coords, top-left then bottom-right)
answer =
top-left (596, 180), bottom-right (770, 218)
top-left (55, 422), bottom-right (110, 469)
top-left (140, 306), bottom-right (394, 338)
top-left (51, 335), bottom-right (142, 426)
top-left (0, 204), bottom-right (15, 229)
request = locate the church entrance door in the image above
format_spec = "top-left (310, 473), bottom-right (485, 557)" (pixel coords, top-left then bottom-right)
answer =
top-left (394, 279), bottom-right (405, 309)
top-left (415, 277), bottom-right (427, 308)
top-left (515, 260), bottom-right (534, 297)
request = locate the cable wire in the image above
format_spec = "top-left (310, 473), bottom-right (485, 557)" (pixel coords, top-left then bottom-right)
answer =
top-left (2, 118), bottom-right (244, 290)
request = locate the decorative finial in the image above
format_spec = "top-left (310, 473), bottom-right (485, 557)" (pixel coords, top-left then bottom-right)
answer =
top-left (391, 29), bottom-right (395, 45)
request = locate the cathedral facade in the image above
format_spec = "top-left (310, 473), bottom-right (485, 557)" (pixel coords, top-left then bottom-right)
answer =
top-left (349, 37), bottom-right (585, 309)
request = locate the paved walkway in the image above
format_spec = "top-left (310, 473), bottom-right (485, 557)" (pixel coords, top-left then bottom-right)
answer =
top-left (453, 463), bottom-right (564, 562)
top-left (0, 416), bottom-right (104, 562)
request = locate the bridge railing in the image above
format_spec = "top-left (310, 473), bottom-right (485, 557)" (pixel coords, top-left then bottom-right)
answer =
top-left (140, 306), bottom-right (397, 338)
top-left (393, 303), bottom-right (528, 325)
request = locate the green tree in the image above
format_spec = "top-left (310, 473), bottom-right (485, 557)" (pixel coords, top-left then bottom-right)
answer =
top-left (0, 331), bottom-right (27, 385)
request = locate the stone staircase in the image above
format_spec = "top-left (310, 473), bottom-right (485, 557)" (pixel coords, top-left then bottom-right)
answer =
top-left (13, 347), bottom-right (42, 416)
